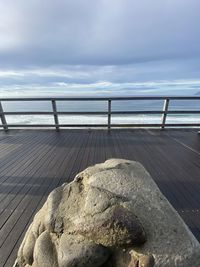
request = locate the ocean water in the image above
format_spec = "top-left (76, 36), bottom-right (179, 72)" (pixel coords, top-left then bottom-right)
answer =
top-left (0, 85), bottom-right (199, 127)
top-left (1, 99), bottom-right (200, 127)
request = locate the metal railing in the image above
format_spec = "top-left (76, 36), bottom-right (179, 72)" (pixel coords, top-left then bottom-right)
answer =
top-left (0, 96), bottom-right (200, 131)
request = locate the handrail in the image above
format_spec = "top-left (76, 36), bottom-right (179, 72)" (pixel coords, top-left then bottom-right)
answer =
top-left (0, 96), bottom-right (199, 131)
top-left (0, 96), bottom-right (200, 101)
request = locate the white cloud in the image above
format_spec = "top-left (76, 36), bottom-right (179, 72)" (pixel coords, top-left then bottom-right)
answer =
top-left (0, 2), bottom-right (23, 50)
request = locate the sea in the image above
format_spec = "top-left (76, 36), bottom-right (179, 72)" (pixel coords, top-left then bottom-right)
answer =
top-left (0, 84), bottom-right (200, 127)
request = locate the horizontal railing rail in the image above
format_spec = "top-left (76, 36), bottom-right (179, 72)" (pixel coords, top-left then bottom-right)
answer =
top-left (0, 96), bottom-right (200, 101)
top-left (0, 96), bottom-right (200, 131)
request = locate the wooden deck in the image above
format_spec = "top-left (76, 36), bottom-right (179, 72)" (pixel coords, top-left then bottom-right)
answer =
top-left (0, 129), bottom-right (200, 266)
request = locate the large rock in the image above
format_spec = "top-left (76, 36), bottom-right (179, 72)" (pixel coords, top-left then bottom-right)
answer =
top-left (14, 159), bottom-right (200, 267)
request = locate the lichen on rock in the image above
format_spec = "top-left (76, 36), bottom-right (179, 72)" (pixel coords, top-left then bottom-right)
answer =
top-left (14, 159), bottom-right (200, 267)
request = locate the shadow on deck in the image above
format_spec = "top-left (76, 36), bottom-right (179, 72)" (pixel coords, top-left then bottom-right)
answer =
top-left (0, 129), bottom-right (200, 266)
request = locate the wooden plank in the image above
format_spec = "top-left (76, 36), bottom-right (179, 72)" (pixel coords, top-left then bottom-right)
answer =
top-left (0, 132), bottom-right (48, 177)
top-left (0, 132), bottom-right (63, 229)
top-left (0, 133), bottom-right (55, 191)
top-left (0, 129), bottom-right (199, 266)
top-left (165, 129), bottom-right (200, 154)
top-left (5, 133), bottom-right (80, 266)
top-left (0, 131), bottom-right (77, 265)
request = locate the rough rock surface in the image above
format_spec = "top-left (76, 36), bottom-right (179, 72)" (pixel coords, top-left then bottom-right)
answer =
top-left (14, 159), bottom-right (200, 267)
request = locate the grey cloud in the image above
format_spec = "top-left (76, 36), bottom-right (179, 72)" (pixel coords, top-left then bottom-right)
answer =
top-left (0, 0), bottom-right (200, 91)
top-left (0, 0), bottom-right (200, 67)
top-left (0, 58), bottom-right (200, 87)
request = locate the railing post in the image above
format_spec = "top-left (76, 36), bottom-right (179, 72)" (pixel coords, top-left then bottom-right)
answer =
top-left (161, 98), bottom-right (169, 129)
top-left (51, 100), bottom-right (59, 131)
top-left (108, 99), bottom-right (111, 131)
top-left (0, 101), bottom-right (8, 131)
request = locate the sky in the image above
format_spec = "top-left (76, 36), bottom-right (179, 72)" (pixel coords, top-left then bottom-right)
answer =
top-left (0, 0), bottom-right (200, 96)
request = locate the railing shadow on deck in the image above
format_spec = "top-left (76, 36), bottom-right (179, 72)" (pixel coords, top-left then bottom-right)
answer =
top-left (0, 96), bottom-right (200, 131)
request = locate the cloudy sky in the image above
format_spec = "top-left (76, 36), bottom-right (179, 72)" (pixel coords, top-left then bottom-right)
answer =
top-left (0, 0), bottom-right (200, 96)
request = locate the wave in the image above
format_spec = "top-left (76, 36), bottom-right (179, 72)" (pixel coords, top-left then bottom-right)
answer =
top-left (4, 114), bottom-right (200, 127)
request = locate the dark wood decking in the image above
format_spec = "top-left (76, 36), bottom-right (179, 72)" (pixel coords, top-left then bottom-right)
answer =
top-left (0, 129), bottom-right (200, 266)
